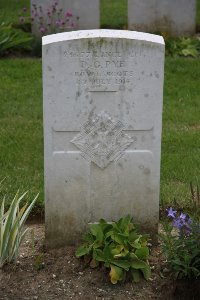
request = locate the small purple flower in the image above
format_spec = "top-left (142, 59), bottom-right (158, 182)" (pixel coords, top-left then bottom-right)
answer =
top-left (180, 213), bottom-right (186, 220)
top-left (65, 10), bottom-right (73, 17)
top-left (19, 16), bottom-right (25, 23)
top-left (167, 207), bottom-right (177, 219)
top-left (23, 7), bottom-right (27, 12)
top-left (70, 21), bottom-right (75, 28)
top-left (173, 218), bottom-right (183, 229)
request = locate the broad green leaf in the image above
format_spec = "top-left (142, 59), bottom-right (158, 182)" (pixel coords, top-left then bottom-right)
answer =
top-left (109, 264), bottom-right (124, 284)
top-left (111, 259), bottom-right (130, 271)
top-left (111, 245), bottom-right (124, 256)
top-left (131, 269), bottom-right (142, 283)
top-left (75, 245), bottom-right (90, 257)
top-left (131, 259), bottom-right (149, 270)
top-left (111, 233), bottom-right (126, 245)
top-left (90, 224), bottom-right (104, 241)
top-left (93, 249), bottom-right (106, 262)
top-left (83, 233), bottom-right (95, 244)
top-left (135, 247), bottom-right (149, 260)
top-left (141, 265), bottom-right (151, 280)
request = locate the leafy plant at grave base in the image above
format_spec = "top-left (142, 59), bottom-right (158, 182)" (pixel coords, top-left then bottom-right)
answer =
top-left (0, 19), bottom-right (32, 56)
top-left (0, 181), bottom-right (39, 268)
top-left (165, 37), bottom-right (200, 58)
top-left (18, 1), bottom-right (78, 37)
top-left (160, 204), bottom-right (200, 280)
top-left (75, 215), bottom-right (151, 284)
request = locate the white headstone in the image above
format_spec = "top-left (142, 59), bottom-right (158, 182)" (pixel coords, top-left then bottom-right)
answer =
top-left (43, 30), bottom-right (165, 247)
top-left (128, 0), bottom-right (196, 36)
top-left (31, 0), bottom-right (99, 35)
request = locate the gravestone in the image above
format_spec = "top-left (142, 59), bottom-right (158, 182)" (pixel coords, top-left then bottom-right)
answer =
top-left (31, 0), bottom-right (99, 35)
top-left (43, 30), bottom-right (165, 247)
top-left (128, 0), bottom-right (196, 36)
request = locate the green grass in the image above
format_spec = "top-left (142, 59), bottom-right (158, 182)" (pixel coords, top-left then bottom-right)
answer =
top-left (0, 58), bottom-right (43, 210)
top-left (0, 57), bottom-right (199, 211)
top-left (0, 0), bottom-right (200, 29)
top-left (161, 58), bottom-right (200, 208)
top-left (101, 0), bottom-right (127, 29)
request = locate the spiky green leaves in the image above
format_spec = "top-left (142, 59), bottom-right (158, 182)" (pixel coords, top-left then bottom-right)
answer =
top-left (0, 190), bottom-right (38, 268)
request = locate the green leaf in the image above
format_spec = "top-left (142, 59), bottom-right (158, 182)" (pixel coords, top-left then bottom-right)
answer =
top-left (89, 224), bottom-right (104, 241)
top-left (131, 259), bottom-right (149, 270)
top-left (141, 265), bottom-right (151, 280)
top-left (109, 264), bottom-right (124, 284)
top-left (135, 246), bottom-right (149, 260)
top-left (131, 269), bottom-right (142, 283)
top-left (110, 259), bottom-right (130, 271)
top-left (93, 249), bottom-right (106, 262)
top-left (75, 245), bottom-right (90, 257)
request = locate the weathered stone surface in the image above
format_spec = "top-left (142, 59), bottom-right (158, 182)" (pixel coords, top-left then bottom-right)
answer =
top-left (43, 30), bottom-right (165, 247)
top-left (31, 0), bottom-right (99, 35)
top-left (128, 0), bottom-right (196, 36)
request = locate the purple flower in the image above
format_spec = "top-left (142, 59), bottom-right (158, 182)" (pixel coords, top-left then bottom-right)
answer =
top-left (65, 10), bottom-right (73, 17)
top-left (180, 213), bottom-right (186, 220)
top-left (167, 207), bottom-right (177, 219)
top-left (19, 16), bottom-right (25, 23)
top-left (23, 7), bottom-right (27, 12)
top-left (173, 218), bottom-right (183, 229)
top-left (70, 22), bottom-right (75, 28)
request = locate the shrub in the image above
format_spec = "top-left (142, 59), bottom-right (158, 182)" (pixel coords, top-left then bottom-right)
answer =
top-left (0, 188), bottom-right (39, 268)
top-left (19, 1), bottom-right (78, 37)
top-left (0, 19), bottom-right (32, 56)
top-left (165, 37), bottom-right (200, 58)
top-left (76, 215), bottom-right (151, 284)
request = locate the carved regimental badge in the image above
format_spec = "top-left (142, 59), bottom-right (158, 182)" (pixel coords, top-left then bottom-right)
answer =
top-left (71, 111), bottom-right (134, 169)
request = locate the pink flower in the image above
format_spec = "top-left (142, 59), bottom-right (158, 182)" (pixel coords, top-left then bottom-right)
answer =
top-left (23, 7), bottom-right (27, 12)
top-left (70, 22), bottom-right (75, 28)
top-left (39, 26), bottom-right (46, 33)
top-left (65, 10), bottom-right (73, 17)
top-left (55, 20), bottom-right (61, 26)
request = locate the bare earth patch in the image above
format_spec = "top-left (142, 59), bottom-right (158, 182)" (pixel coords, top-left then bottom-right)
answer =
top-left (0, 223), bottom-right (176, 300)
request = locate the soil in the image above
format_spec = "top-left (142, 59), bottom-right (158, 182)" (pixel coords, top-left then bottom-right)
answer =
top-left (0, 223), bottom-right (199, 300)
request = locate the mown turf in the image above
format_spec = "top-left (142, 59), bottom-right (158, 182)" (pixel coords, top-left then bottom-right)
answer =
top-left (161, 58), bottom-right (200, 208)
top-left (0, 58), bottom-right (43, 209)
top-left (0, 57), bottom-right (199, 211)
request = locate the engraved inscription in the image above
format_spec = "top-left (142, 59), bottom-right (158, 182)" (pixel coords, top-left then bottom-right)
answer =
top-left (71, 111), bottom-right (134, 168)
top-left (64, 47), bottom-right (137, 88)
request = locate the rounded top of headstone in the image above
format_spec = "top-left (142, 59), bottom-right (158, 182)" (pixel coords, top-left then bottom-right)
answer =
top-left (42, 29), bottom-right (164, 46)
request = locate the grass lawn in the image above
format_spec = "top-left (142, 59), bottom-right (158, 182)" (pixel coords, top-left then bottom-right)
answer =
top-left (1, 0), bottom-right (200, 29)
top-left (0, 57), bottom-right (199, 211)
